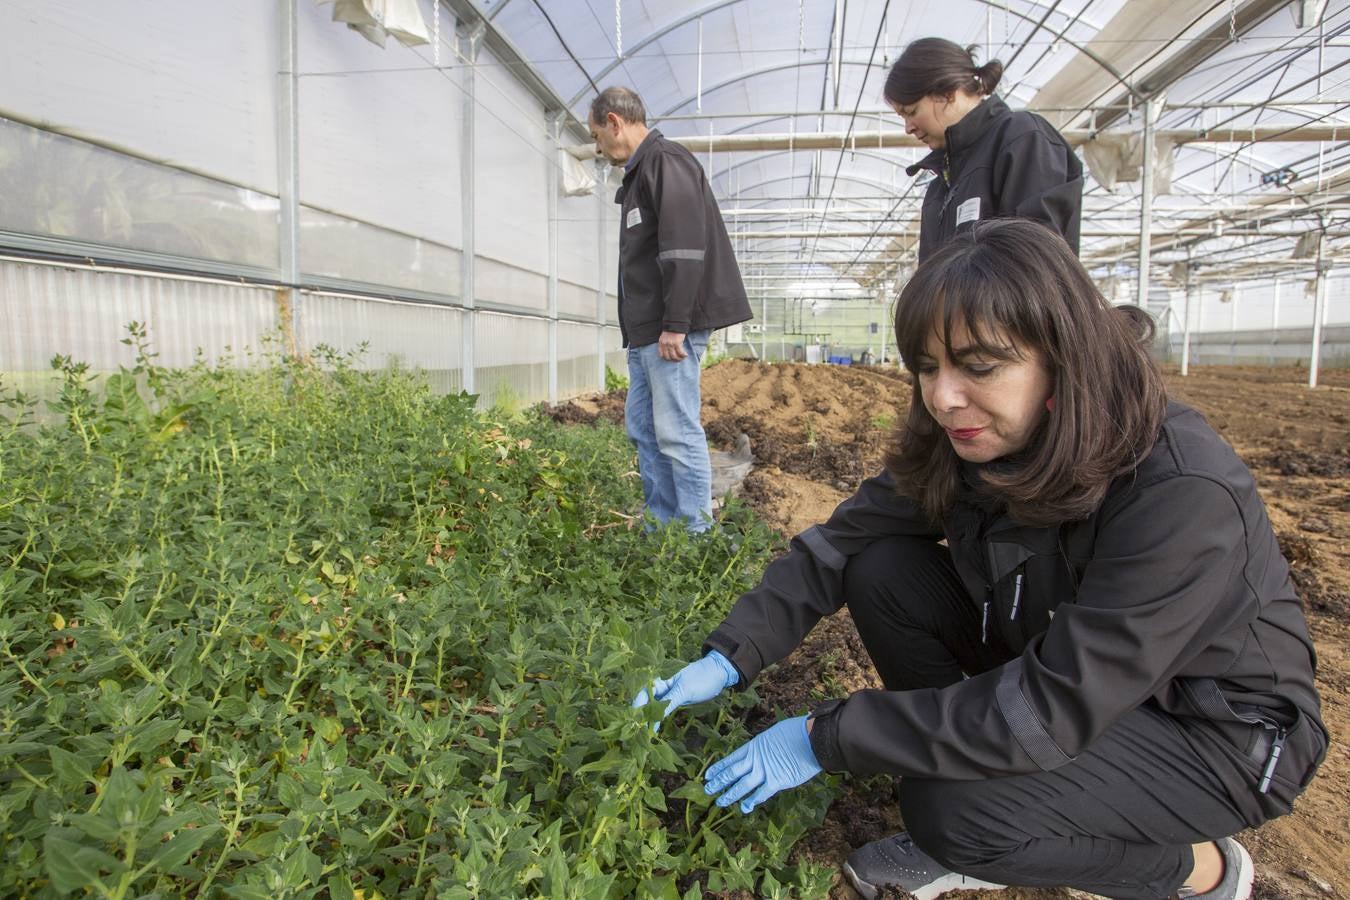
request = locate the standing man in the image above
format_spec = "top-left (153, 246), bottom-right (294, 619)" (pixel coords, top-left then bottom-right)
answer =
top-left (588, 87), bottom-right (751, 533)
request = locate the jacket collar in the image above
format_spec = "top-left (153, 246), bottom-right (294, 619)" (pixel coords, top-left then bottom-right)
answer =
top-left (622, 129), bottom-right (661, 182)
top-left (905, 95), bottom-right (1011, 178)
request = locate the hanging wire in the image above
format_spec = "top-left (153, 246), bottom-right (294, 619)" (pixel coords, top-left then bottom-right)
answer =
top-left (1228, 0), bottom-right (1237, 42)
top-left (432, 0), bottom-right (440, 68)
top-left (615, 0), bottom-right (622, 59)
top-left (881, 10), bottom-right (888, 66)
top-left (799, 0), bottom-right (805, 53)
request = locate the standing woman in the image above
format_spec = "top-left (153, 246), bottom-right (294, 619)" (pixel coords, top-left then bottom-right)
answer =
top-left (633, 221), bottom-right (1326, 900)
top-left (887, 38), bottom-right (1083, 260)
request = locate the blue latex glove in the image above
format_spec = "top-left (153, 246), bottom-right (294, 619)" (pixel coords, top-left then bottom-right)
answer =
top-left (704, 715), bottom-right (822, 813)
top-left (632, 651), bottom-right (739, 726)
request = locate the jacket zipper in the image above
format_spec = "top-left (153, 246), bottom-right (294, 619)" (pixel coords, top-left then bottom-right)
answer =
top-left (980, 586), bottom-right (991, 644)
top-left (1258, 726), bottom-right (1288, 794)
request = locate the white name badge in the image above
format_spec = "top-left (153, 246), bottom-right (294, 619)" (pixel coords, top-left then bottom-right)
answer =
top-left (626, 207), bottom-right (643, 228)
top-left (955, 196), bottom-right (981, 226)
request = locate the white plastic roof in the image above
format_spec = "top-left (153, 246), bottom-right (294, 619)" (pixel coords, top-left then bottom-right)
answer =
top-left (480, 0), bottom-right (1350, 297)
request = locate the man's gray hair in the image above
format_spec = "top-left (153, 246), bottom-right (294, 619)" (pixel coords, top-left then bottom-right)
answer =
top-left (590, 87), bottom-right (647, 126)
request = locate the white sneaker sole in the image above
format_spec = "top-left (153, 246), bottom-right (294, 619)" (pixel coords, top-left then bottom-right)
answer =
top-left (843, 861), bottom-right (1006, 900)
top-left (1227, 838), bottom-right (1255, 900)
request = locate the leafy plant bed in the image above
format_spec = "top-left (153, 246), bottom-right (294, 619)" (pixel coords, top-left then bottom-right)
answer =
top-left (0, 330), bottom-right (836, 899)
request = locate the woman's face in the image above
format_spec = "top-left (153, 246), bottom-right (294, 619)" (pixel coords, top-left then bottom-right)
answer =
top-left (914, 317), bottom-right (1054, 464)
top-left (888, 92), bottom-right (978, 150)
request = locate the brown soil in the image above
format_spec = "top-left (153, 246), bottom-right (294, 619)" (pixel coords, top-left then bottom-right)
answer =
top-left (558, 362), bottom-right (1350, 898)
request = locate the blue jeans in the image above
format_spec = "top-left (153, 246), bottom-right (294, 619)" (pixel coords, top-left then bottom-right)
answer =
top-left (625, 330), bottom-right (713, 532)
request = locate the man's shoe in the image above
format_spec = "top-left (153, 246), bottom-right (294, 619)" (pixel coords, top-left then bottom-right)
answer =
top-left (1178, 838), bottom-right (1254, 900)
top-left (843, 831), bottom-right (1005, 900)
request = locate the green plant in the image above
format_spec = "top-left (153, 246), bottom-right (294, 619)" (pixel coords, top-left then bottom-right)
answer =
top-left (0, 326), bottom-right (835, 898)
top-left (604, 365), bottom-right (628, 392)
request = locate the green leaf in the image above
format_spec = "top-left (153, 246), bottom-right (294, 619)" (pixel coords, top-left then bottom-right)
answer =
top-left (239, 829), bottom-right (285, 858)
top-left (44, 830), bottom-right (119, 894)
top-left (642, 785), bottom-right (667, 812)
top-left (102, 766), bottom-right (141, 829)
top-left (314, 716), bottom-right (343, 744)
top-left (49, 745), bottom-right (94, 788)
top-left (129, 718), bottom-right (181, 757)
top-left (328, 872), bottom-right (356, 900)
top-left (146, 824), bottom-right (219, 872)
top-left (329, 791), bottom-right (367, 814)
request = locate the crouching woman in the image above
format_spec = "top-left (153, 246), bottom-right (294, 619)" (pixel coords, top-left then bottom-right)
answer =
top-left (635, 219), bottom-right (1326, 900)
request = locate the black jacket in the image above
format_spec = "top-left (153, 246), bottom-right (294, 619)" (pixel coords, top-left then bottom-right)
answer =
top-left (908, 95), bottom-right (1083, 261)
top-left (615, 130), bottom-right (752, 348)
top-left (704, 402), bottom-right (1326, 822)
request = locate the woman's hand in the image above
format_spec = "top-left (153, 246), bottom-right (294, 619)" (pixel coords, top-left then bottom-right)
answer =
top-left (703, 715), bottom-right (822, 813)
top-left (632, 650), bottom-right (739, 729)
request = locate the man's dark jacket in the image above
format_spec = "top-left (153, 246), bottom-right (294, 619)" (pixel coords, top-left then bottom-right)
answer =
top-left (908, 95), bottom-right (1083, 261)
top-left (615, 130), bottom-right (751, 348)
top-left (704, 402), bottom-right (1326, 824)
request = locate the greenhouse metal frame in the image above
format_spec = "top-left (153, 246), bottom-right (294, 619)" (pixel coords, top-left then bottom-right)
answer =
top-left (2, 0), bottom-right (1348, 399)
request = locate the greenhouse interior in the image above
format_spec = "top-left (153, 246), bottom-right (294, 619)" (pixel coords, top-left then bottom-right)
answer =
top-left (2, 1), bottom-right (1348, 898)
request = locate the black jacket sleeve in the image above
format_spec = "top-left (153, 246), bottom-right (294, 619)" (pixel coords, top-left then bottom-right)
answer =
top-left (808, 475), bottom-right (1254, 778)
top-left (646, 151), bottom-right (709, 334)
top-left (993, 129), bottom-right (1083, 251)
top-left (703, 469), bottom-right (944, 686)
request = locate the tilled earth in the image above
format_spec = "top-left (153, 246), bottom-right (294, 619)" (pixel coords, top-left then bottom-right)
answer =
top-left (547, 361), bottom-right (1349, 899)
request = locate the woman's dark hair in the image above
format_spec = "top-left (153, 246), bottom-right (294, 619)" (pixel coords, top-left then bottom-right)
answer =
top-left (884, 38), bottom-right (1003, 106)
top-left (885, 219), bottom-right (1166, 526)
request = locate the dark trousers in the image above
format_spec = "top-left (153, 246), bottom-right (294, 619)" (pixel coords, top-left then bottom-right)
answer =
top-left (843, 537), bottom-right (1252, 900)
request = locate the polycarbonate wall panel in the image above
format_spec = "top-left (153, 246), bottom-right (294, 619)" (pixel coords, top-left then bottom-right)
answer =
top-left (558, 190), bottom-right (606, 291)
top-left (1164, 275), bottom-right (1349, 337)
top-left (474, 312), bottom-right (549, 409)
top-left (559, 280), bottom-right (600, 320)
top-left (605, 326), bottom-right (626, 375)
top-left (1162, 326), bottom-right (1350, 368)
top-left (558, 321), bottom-right (603, 397)
top-left (0, 116), bottom-right (279, 269)
top-left (476, 257), bottom-right (546, 311)
top-left (0, 260), bottom-right (277, 403)
top-left (300, 206), bottom-right (462, 297)
top-left (474, 47), bottom-right (549, 278)
top-left (295, 293), bottom-right (463, 395)
top-left (296, 0), bottom-right (461, 253)
top-left (0, 1), bottom-right (278, 195)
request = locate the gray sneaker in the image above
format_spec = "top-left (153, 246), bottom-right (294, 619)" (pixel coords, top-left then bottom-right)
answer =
top-left (1178, 838), bottom-right (1254, 900)
top-left (843, 831), bottom-right (1005, 900)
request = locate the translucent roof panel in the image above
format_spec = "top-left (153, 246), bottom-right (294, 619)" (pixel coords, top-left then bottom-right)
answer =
top-left (482, 0), bottom-right (1350, 290)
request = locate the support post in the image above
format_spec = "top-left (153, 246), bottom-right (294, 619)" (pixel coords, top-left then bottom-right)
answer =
top-left (760, 292), bottom-right (768, 361)
top-left (1136, 97), bottom-right (1159, 309)
top-left (1310, 251), bottom-right (1328, 388)
top-left (277, 0), bottom-right (301, 356)
top-left (1270, 278), bottom-right (1281, 366)
top-left (1181, 259), bottom-right (1193, 377)
top-left (458, 20), bottom-right (484, 397)
top-left (596, 160), bottom-right (609, 389)
top-left (547, 115), bottom-right (561, 404)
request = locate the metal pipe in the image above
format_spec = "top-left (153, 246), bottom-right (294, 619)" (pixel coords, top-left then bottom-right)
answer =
top-left (563, 124), bottom-right (1350, 159)
top-left (458, 21), bottom-right (482, 396)
top-left (1137, 97), bottom-right (1158, 309)
top-left (547, 116), bottom-right (561, 404)
top-left (1181, 254), bottom-right (1193, 377)
top-left (1310, 241), bottom-right (1329, 388)
top-left (596, 161), bottom-right (609, 388)
top-left (277, 0), bottom-right (301, 353)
